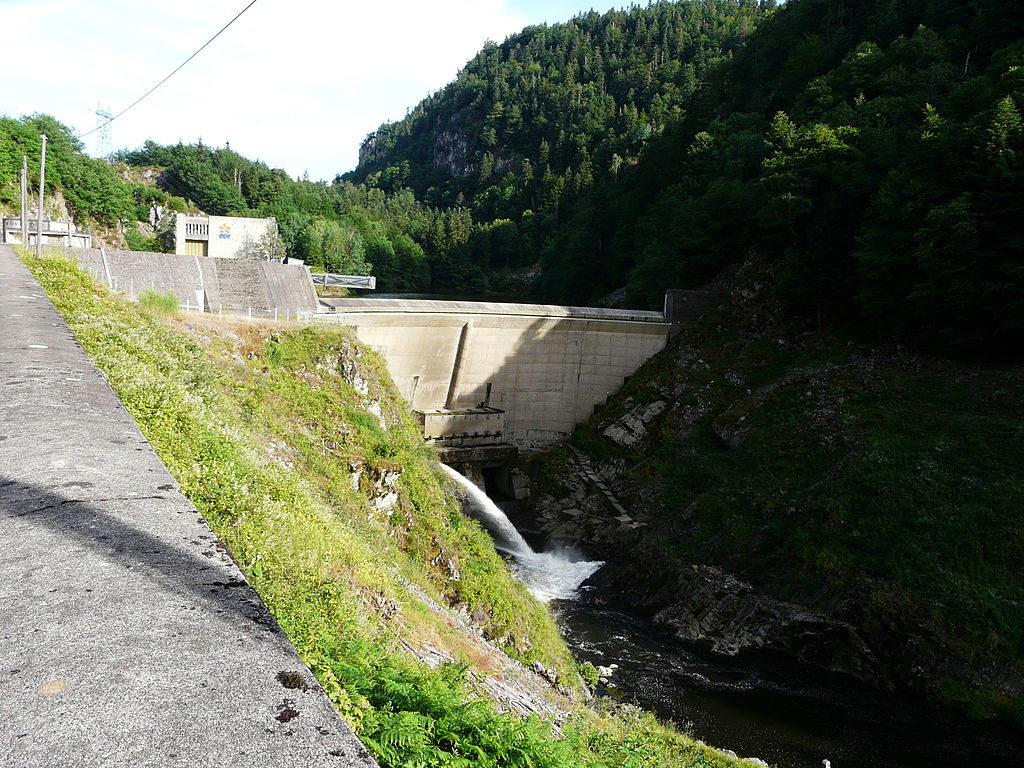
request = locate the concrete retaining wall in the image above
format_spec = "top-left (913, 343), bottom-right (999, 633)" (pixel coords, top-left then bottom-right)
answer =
top-left (69, 248), bottom-right (319, 317)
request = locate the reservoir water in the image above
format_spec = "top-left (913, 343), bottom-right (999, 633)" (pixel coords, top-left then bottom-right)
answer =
top-left (444, 465), bottom-right (1024, 767)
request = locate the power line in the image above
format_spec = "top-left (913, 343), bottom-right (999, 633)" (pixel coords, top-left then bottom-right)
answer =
top-left (79, 0), bottom-right (259, 141)
top-left (145, 167), bottom-right (198, 202)
top-left (157, 172), bottom-right (194, 200)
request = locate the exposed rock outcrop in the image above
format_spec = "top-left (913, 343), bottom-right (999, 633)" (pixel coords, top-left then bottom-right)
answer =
top-left (349, 459), bottom-right (402, 513)
top-left (602, 400), bottom-right (667, 447)
top-left (585, 545), bottom-right (890, 689)
top-left (432, 128), bottom-right (474, 177)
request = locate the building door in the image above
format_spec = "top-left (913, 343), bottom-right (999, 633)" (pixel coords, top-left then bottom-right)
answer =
top-left (184, 239), bottom-right (208, 258)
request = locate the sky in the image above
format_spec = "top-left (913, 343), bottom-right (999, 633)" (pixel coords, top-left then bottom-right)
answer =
top-left (2, 0), bottom-right (629, 181)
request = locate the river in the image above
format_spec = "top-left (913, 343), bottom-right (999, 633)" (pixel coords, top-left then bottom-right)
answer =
top-left (444, 466), bottom-right (1024, 767)
top-left (555, 597), bottom-right (1022, 767)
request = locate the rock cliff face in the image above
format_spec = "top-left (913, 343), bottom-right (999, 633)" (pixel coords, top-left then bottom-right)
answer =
top-left (359, 132), bottom-right (382, 166)
top-left (529, 258), bottom-right (1024, 723)
top-left (431, 128), bottom-right (474, 178)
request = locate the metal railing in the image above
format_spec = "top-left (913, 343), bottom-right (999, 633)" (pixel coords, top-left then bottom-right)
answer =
top-left (311, 273), bottom-right (376, 290)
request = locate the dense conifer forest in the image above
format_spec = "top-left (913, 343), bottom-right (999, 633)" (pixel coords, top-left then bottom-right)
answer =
top-left (350, 0), bottom-right (1024, 353)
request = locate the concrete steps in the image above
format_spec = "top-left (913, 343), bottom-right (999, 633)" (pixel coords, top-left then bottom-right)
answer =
top-left (212, 257), bottom-right (273, 316)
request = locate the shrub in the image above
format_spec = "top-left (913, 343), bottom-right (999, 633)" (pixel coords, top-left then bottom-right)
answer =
top-left (138, 288), bottom-right (179, 316)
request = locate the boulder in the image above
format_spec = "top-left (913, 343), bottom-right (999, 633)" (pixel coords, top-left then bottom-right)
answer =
top-left (603, 400), bottom-right (668, 447)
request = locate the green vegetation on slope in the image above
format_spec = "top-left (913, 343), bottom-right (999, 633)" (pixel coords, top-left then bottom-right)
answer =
top-left (0, 115), bottom-right (190, 243)
top-left (24, 250), bottom-right (743, 768)
top-left (1, 114), bottom-right (133, 226)
top-left (554, 257), bottom-right (1024, 724)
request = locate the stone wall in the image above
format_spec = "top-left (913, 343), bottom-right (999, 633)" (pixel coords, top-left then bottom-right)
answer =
top-left (69, 248), bottom-right (319, 317)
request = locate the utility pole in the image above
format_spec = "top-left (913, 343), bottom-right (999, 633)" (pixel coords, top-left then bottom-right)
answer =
top-left (35, 134), bottom-right (46, 258)
top-left (20, 155), bottom-right (28, 247)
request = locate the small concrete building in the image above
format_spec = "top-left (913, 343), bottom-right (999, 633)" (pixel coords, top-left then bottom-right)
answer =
top-left (174, 214), bottom-right (277, 259)
top-left (2, 218), bottom-right (92, 248)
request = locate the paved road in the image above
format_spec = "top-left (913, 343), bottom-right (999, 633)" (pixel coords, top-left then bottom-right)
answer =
top-left (0, 246), bottom-right (377, 768)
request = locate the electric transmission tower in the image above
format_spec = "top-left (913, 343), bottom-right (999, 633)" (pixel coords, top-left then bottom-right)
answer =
top-left (94, 105), bottom-right (113, 159)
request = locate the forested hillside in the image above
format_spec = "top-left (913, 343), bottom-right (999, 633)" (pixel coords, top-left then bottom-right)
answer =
top-left (112, 141), bottom-right (437, 288)
top-left (108, 1), bottom-right (768, 294)
top-left (7, 0), bottom-right (1022, 348)
top-left (349, 0), bottom-right (764, 288)
top-left (586, 0), bottom-right (1024, 353)
top-left (353, 0), bottom-right (1023, 353)
top-left (0, 114), bottom-right (187, 240)
top-left (1, 119), bottom-right (435, 290)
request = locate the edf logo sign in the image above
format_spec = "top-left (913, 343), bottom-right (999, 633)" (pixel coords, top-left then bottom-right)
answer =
top-left (218, 223), bottom-right (232, 239)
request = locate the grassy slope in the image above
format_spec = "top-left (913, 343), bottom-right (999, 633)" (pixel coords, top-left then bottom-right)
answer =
top-left (558, 258), bottom-right (1024, 724)
top-left (26, 251), bottom-right (741, 768)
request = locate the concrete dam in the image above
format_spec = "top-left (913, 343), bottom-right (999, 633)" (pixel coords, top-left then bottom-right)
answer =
top-left (316, 298), bottom-right (673, 451)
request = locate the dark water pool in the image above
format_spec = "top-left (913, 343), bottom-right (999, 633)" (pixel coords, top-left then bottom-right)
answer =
top-left (554, 596), bottom-right (1023, 768)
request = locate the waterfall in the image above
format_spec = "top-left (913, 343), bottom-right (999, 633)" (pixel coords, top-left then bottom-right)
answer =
top-left (439, 464), bottom-right (533, 555)
top-left (440, 464), bottom-right (603, 602)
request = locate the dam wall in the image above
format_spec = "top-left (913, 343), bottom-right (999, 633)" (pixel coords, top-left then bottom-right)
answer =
top-left (317, 299), bottom-right (670, 449)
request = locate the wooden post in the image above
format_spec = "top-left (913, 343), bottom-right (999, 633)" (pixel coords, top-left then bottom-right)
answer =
top-left (35, 134), bottom-right (47, 258)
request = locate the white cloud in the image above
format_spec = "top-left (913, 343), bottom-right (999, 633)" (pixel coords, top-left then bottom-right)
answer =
top-left (2, 0), bottom-right (529, 179)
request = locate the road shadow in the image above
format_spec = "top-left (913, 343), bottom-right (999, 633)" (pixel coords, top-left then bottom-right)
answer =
top-left (0, 477), bottom-right (280, 634)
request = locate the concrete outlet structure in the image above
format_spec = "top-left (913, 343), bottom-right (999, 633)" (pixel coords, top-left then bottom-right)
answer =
top-left (416, 406), bottom-right (506, 447)
top-left (318, 299), bottom-right (671, 450)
